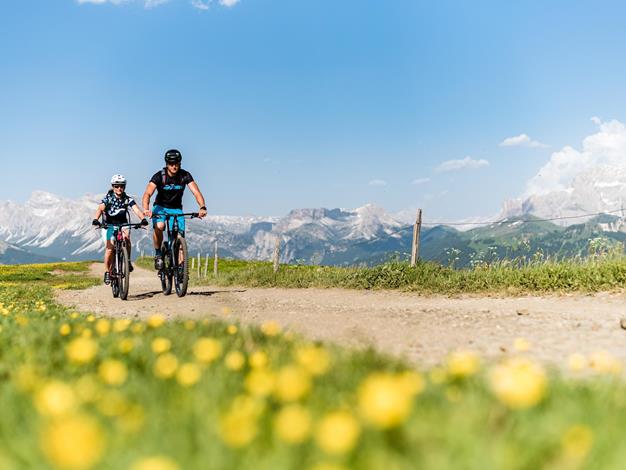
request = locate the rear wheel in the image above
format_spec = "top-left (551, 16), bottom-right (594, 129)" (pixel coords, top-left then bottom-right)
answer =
top-left (160, 241), bottom-right (173, 296)
top-left (173, 236), bottom-right (189, 297)
top-left (119, 244), bottom-right (130, 300)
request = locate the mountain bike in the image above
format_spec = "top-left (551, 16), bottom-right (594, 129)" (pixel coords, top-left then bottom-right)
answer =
top-left (154, 213), bottom-right (199, 297)
top-left (99, 222), bottom-right (144, 300)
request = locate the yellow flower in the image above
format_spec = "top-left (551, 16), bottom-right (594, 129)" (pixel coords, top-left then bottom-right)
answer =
top-left (131, 323), bottom-right (146, 334)
top-left (183, 320), bottom-right (196, 330)
top-left (568, 353), bottom-right (587, 372)
top-left (358, 373), bottom-right (413, 428)
top-left (218, 402), bottom-right (259, 448)
top-left (296, 345), bottom-right (331, 376)
top-left (147, 314), bottom-right (166, 328)
top-left (561, 425), bottom-right (593, 460)
top-left (98, 360), bottom-right (128, 386)
top-left (513, 337), bottom-right (531, 352)
top-left (225, 351), bottom-right (245, 371)
top-left (274, 366), bottom-right (311, 402)
top-left (249, 350), bottom-right (269, 369)
top-left (176, 363), bottom-right (202, 387)
top-left (245, 369), bottom-right (275, 397)
top-left (94, 319), bottom-right (110, 336)
top-left (130, 456), bottom-right (181, 470)
top-left (81, 329), bottom-right (93, 338)
top-left (66, 337), bottom-right (98, 365)
top-left (589, 351), bottom-right (622, 375)
top-left (226, 324), bottom-right (238, 335)
top-left (261, 321), bottom-right (281, 337)
top-left (315, 411), bottom-right (360, 455)
top-left (489, 357), bottom-right (547, 409)
top-left (40, 414), bottom-right (105, 470)
top-left (113, 319), bottom-right (131, 333)
top-left (274, 404), bottom-right (312, 444)
top-left (70, 312), bottom-right (80, 319)
top-left (118, 338), bottom-right (135, 354)
top-left (75, 375), bottom-right (101, 403)
top-left (151, 337), bottom-right (172, 354)
top-left (59, 324), bottom-right (71, 336)
top-left (397, 370), bottom-right (425, 396)
top-left (35, 381), bottom-right (78, 417)
top-left (447, 350), bottom-right (480, 378)
top-left (86, 314), bottom-right (96, 323)
top-left (193, 338), bottom-right (222, 364)
top-left (154, 354), bottom-right (179, 379)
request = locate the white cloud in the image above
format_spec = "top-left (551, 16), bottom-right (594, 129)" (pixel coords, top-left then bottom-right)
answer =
top-left (368, 179), bottom-right (387, 187)
top-left (411, 177), bottom-right (430, 185)
top-left (499, 133), bottom-right (548, 148)
top-left (192, 0), bottom-right (210, 9)
top-left (524, 118), bottom-right (626, 196)
top-left (435, 156), bottom-right (489, 173)
top-left (77, 0), bottom-right (239, 8)
top-left (219, 0), bottom-right (240, 5)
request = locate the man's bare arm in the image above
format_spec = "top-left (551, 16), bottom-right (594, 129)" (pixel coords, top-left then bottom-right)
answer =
top-left (188, 181), bottom-right (207, 218)
top-left (142, 182), bottom-right (157, 218)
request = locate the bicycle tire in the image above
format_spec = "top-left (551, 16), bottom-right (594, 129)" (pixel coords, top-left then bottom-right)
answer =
top-left (173, 236), bottom-right (189, 297)
top-left (160, 241), bottom-right (173, 296)
top-left (111, 252), bottom-right (120, 298)
top-left (119, 244), bottom-right (130, 300)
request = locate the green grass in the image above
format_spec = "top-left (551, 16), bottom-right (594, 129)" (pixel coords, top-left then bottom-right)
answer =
top-left (138, 256), bottom-right (626, 294)
top-left (3, 262), bottom-right (625, 469)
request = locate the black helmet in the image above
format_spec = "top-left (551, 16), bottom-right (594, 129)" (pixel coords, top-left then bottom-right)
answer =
top-left (164, 149), bottom-right (182, 163)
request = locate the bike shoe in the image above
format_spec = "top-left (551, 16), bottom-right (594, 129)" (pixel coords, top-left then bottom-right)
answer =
top-left (103, 272), bottom-right (111, 285)
top-left (129, 263), bottom-right (134, 273)
top-left (154, 256), bottom-right (163, 270)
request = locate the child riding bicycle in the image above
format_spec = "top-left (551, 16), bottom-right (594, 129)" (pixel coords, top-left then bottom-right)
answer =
top-left (92, 174), bottom-right (148, 284)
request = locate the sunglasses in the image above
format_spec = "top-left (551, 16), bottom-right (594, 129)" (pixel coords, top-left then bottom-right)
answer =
top-left (166, 162), bottom-right (181, 166)
top-left (112, 184), bottom-right (126, 189)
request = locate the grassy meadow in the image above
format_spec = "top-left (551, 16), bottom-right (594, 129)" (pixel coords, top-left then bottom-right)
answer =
top-left (0, 262), bottom-right (625, 468)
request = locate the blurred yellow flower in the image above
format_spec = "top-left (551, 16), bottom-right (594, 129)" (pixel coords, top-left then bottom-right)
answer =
top-left (176, 363), bottom-right (201, 387)
top-left (274, 404), bottom-right (312, 444)
top-left (66, 337), bottom-right (98, 365)
top-left (118, 338), bottom-right (135, 354)
top-left (245, 369), bottom-right (275, 397)
top-left (98, 359), bottom-right (128, 386)
top-left (59, 324), bottom-right (71, 336)
top-left (249, 350), bottom-right (269, 369)
top-left (113, 319), bottom-right (131, 333)
top-left (589, 351), bottom-right (622, 375)
top-left (95, 319), bottom-right (110, 336)
top-left (183, 320), bottom-right (196, 330)
top-left (315, 411), bottom-right (360, 455)
top-left (193, 338), bottom-right (222, 364)
top-left (35, 381), bottom-right (78, 417)
top-left (219, 407), bottom-right (258, 448)
top-left (397, 371), bottom-right (425, 396)
top-left (358, 373), bottom-right (413, 428)
top-left (147, 314), bottom-right (166, 328)
top-left (86, 314), bottom-right (96, 323)
top-left (69, 312), bottom-right (79, 319)
top-left (75, 375), bottom-right (101, 403)
top-left (489, 357), bottom-right (547, 409)
top-left (561, 424), bottom-right (594, 460)
top-left (225, 351), bottom-right (245, 371)
top-left (154, 353), bottom-right (179, 379)
top-left (131, 323), bottom-right (146, 334)
top-left (81, 329), bottom-right (93, 338)
top-left (568, 353), bottom-right (587, 372)
top-left (261, 321), bottom-right (281, 337)
top-left (274, 366), bottom-right (312, 402)
top-left (40, 414), bottom-right (105, 470)
top-left (513, 337), bottom-right (531, 352)
top-left (226, 324), bottom-right (238, 335)
top-left (447, 350), bottom-right (480, 378)
top-left (130, 456), bottom-right (181, 470)
top-left (151, 337), bottom-right (172, 354)
top-left (296, 345), bottom-right (331, 376)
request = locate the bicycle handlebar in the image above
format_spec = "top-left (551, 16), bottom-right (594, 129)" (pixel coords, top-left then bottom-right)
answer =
top-left (150, 212), bottom-right (200, 220)
top-left (98, 222), bottom-right (145, 230)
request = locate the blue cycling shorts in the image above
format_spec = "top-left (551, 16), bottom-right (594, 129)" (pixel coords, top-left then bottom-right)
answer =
top-left (152, 205), bottom-right (185, 233)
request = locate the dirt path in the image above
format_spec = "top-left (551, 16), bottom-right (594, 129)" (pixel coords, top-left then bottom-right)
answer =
top-left (56, 264), bottom-right (626, 367)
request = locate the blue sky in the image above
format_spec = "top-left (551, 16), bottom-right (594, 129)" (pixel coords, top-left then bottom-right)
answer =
top-left (3, 1), bottom-right (626, 219)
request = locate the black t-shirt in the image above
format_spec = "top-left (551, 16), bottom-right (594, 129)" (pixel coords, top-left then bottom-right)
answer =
top-left (101, 191), bottom-right (136, 224)
top-left (149, 168), bottom-right (194, 209)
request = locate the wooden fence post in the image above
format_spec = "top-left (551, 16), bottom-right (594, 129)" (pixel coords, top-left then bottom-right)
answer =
top-left (213, 240), bottom-right (219, 277)
top-left (191, 257), bottom-right (196, 270)
top-left (204, 253), bottom-right (209, 278)
top-left (197, 253), bottom-right (201, 278)
top-left (273, 235), bottom-right (281, 273)
top-left (410, 209), bottom-right (422, 267)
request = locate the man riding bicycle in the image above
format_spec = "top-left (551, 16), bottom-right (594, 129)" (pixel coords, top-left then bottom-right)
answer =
top-left (142, 149), bottom-right (207, 270)
top-left (92, 174), bottom-right (148, 284)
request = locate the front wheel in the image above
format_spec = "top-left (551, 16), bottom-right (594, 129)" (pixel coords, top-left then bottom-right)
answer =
top-left (160, 241), bottom-right (173, 296)
top-left (119, 244), bottom-right (130, 300)
top-left (173, 236), bottom-right (189, 297)
top-left (111, 253), bottom-right (120, 298)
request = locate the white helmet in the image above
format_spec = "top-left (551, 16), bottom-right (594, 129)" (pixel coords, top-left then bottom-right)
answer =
top-left (110, 174), bottom-right (127, 185)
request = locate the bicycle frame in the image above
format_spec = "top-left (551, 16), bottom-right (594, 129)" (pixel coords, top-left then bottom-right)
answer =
top-left (100, 222), bottom-right (143, 300)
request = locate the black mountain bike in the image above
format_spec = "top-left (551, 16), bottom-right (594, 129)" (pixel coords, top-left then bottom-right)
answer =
top-left (100, 222), bottom-right (143, 300)
top-left (154, 213), bottom-right (199, 297)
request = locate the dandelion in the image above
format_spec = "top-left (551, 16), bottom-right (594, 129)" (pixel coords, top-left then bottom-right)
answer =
top-left (151, 337), bottom-right (172, 354)
top-left (447, 350), bottom-right (480, 378)
top-left (40, 414), bottom-right (105, 470)
top-left (261, 321), bottom-right (281, 337)
top-left (315, 411), bottom-right (360, 455)
top-left (249, 350), bottom-right (269, 369)
top-left (147, 314), bottom-right (166, 329)
top-left (86, 314), bottom-right (96, 323)
top-left (489, 357), bottom-right (547, 409)
top-left (66, 337), bottom-right (98, 365)
top-left (397, 370), bottom-right (425, 396)
top-left (218, 402), bottom-right (259, 448)
top-left (274, 366), bottom-right (311, 402)
top-left (118, 338), bottom-right (135, 354)
top-left (98, 360), bottom-right (128, 386)
top-left (35, 381), bottom-right (78, 417)
top-left (113, 318), bottom-right (131, 333)
top-left (225, 351), bottom-right (245, 371)
top-left (176, 363), bottom-right (202, 387)
top-left (131, 323), bottom-right (146, 334)
top-left (183, 320), bottom-right (196, 331)
top-left (154, 354), bottom-right (179, 379)
top-left (296, 345), bottom-right (330, 376)
top-left (95, 319), bottom-right (110, 336)
top-left (75, 375), bottom-right (101, 403)
top-left (358, 373), bottom-right (414, 429)
top-left (59, 324), bottom-right (71, 336)
top-left (130, 456), bottom-right (181, 470)
top-left (193, 338), bottom-right (222, 363)
top-left (245, 369), bottom-right (275, 397)
top-left (226, 324), bottom-right (238, 335)
top-left (274, 404), bottom-right (312, 444)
